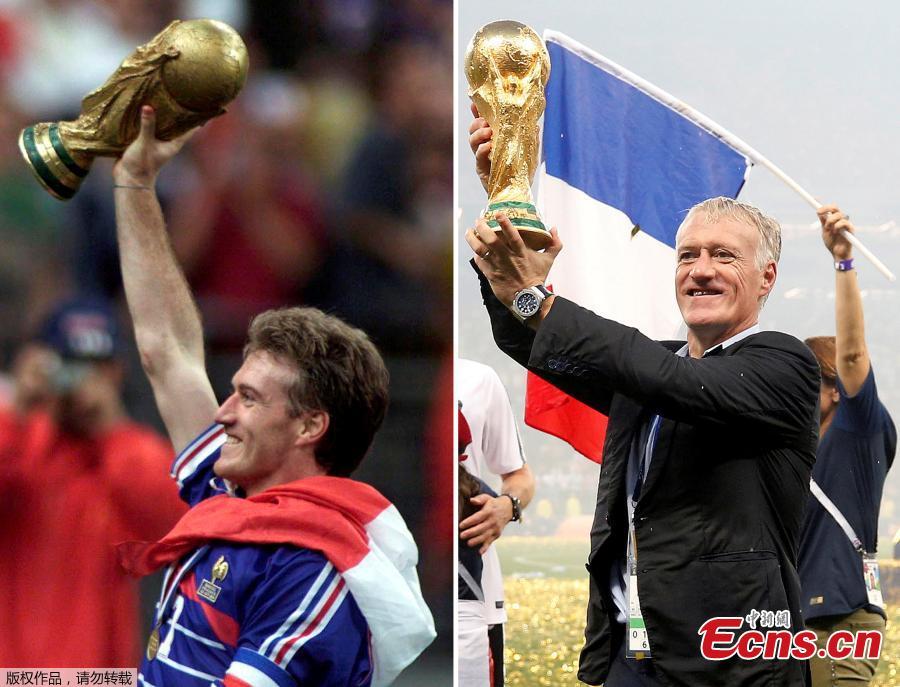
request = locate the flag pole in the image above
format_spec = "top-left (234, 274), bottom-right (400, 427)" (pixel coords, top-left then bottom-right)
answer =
top-left (734, 149), bottom-right (896, 282)
top-left (543, 32), bottom-right (896, 282)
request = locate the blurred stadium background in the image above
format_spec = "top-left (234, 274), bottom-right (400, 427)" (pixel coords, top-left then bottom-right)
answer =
top-left (0, 0), bottom-right (452, 680)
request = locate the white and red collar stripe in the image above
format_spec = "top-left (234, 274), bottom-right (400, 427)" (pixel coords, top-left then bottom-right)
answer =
top-left (171, 424), bottom-right (226, 486)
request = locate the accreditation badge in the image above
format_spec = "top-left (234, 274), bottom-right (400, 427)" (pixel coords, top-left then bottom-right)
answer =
top-left (626, 520), bottom-right (651, 658)
top-left (863, 554), bottom-right (883, 608)
top-left (626, 569), bottom-right (651, 658)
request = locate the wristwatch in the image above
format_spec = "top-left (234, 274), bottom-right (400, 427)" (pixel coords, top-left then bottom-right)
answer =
top-left (502, 493), bottom-right (522, 522)
top-left (511, 284), bottom-right (551, 322)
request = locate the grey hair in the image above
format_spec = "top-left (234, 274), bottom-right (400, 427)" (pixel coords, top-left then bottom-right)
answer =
top-left (679, 196), bottom-right (782, 269)
top-left (677, 197), bottom-right (781, 306)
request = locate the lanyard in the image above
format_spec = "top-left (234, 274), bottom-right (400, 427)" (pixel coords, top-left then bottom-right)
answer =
top-left (624, 414), bottom-right (661, 659)
top-left (809, 478), bottom-right (884, 609)
top-left (458, 563), bottom-right (484, 603)
top-left (809, 479), bottom-right (865, 553)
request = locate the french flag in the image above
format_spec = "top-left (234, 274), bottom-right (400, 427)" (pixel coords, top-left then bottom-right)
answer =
top-left (527, 31), bottom-right (752, 461)
top-left (119, 477), bottom-right (435, 686)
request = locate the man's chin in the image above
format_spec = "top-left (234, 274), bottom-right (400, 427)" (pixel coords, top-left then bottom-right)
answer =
top-left (684, 311), bottom-right (727, 332)
top-left (213, 455), bottom-right (239, 481)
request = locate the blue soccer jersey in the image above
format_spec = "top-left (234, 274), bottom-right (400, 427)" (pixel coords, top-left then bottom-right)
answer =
top-left (138, 425), bottom-right (373, 687)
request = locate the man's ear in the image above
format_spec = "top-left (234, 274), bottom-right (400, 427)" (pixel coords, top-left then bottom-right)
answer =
top-left (295, 410), bottom-right (330, 447)
top-left (759, 260), bottom-right (777, 299)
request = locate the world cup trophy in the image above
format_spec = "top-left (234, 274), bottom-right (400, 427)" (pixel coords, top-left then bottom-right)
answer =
top-left (465, 20), bottom-right (551, 249)
top-left (18, 19), bottom-right (249, 200)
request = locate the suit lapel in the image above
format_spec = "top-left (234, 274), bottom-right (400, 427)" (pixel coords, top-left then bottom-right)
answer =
top-left (601, 399), bottom-right (644, 491)
top-left (637, 416), bottom-right (675, 503)
top-left (593, 398), bottom-right (643, 546)
top-left (635, 341), bottom-right (737, 503)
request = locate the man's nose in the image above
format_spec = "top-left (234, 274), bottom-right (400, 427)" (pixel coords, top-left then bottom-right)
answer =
top-left (214, 393), bottom-right (237, 425)
top-left (689, 251), bottom-right (716, 280)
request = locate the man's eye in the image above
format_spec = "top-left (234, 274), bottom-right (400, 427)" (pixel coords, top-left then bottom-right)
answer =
top-left (713, 250), bottom-right (735, 262)
top-left (678, 253), bottom-right (697, 263)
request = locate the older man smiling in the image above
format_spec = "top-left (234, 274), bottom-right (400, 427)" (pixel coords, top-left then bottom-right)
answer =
top-left (466, 168), bottom-right (819, 686)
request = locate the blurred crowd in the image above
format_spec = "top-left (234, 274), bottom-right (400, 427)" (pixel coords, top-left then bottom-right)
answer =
top-left (0, 0), bottom-right (452, 667)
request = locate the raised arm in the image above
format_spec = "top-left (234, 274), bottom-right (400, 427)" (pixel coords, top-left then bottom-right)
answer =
top-left (468, 212), bottom-right (617, 415)
top-left (818, 204), bottom-right (870, 395)
top-left (112, 106), bottom-right (218, 451)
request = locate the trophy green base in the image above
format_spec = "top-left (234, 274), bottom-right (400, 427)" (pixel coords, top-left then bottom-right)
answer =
top-left (18, 123), bottom-right (92, 201)
top-left (483, 200), bottom-right (551, 250)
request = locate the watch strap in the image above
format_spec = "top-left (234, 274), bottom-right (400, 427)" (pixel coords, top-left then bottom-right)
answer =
top-left (502, 493), bottom-right (521, 522)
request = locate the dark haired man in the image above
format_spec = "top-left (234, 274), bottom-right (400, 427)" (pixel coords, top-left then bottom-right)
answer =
top-left (112, 106), bottom-right (434, 687)
top-left (798, 206), bottom-right (896, 687)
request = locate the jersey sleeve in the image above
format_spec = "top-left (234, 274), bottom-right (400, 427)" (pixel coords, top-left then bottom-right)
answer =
top-left (170, 424), bottom-right (233, 507)
top-left (220, 548), bottom-right (371, 687)
top-left (834, 366), bottom-right (886, 435)
top-left (478, 365), bottom-right (527, 475)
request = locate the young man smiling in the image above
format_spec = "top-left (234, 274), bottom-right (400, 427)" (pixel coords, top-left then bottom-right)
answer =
top-left (213, 349), bottom-right (326, 492)
top-left (112, 106), bottom-right (434, 687)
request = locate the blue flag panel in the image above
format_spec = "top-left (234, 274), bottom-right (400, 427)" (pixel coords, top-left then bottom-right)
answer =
top-left (542, 40), bottom-right (750, 249)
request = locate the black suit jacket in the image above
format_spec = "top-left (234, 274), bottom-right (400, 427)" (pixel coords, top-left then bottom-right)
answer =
top-left (476, 267), bottom-right (820, 687)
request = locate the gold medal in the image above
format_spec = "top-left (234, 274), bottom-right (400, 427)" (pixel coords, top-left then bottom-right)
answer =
top-left (146, 627), bottom-right (160, 660)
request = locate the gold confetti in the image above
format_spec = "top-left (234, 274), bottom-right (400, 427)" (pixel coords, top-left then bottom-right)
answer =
top-left (502, 577), bottom-right (900, 686)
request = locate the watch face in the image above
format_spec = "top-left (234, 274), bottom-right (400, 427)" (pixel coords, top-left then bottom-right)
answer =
top-left (515, 291), bottom-right (540, 317)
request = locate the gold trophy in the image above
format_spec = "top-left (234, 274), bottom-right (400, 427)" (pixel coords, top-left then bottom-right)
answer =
top-left (465, 20), bottom-right (551, 249)
top-left (18, 19), bottom-right (249, 200)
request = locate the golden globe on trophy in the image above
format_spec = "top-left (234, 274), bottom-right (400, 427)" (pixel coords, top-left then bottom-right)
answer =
top-left (465, 20), bottom-right (551, 249)
top-left (18, 19), bottom-right (249, 201)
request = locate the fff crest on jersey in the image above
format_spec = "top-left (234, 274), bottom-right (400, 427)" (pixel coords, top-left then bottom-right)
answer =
top-left (197, 555), bottom-right (229, 603)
